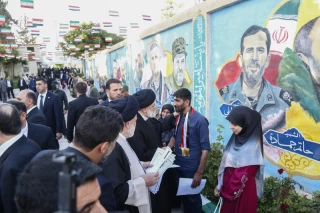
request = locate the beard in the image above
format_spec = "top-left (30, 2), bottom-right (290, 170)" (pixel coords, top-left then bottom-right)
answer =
top-left (243, 60), bottom-right (266, 87)
top-left (147, 109), bottom-right (156, 118)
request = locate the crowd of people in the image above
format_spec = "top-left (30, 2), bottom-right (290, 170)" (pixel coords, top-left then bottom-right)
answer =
top-left (0, 72), bottom-right (264, 213)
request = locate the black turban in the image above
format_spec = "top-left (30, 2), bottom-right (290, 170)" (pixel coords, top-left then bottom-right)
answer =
top-left (133, 89), bottom-right (156, 109)
top-left (108, 95), bottom-right (139, 122)
top-left (162, 104), bottom-right (174, 114)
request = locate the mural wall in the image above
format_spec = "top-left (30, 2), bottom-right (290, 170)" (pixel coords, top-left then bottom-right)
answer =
top-left (84, 0), bottom-right (320, 192)
top-left (210, 0), bottom-right (320, 192)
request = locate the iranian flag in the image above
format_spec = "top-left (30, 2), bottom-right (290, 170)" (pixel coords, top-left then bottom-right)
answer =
top-left (70, 21), bottom-right (80, 28)
top-left (1, 28), bottom-right (11, 34)
top-left (105, 37), bottom-right (112, 43)
top-left (84, 44), bottom-right (90, 49)
top-left (43, 37), bottom-right (50, 42)
top-left (130, 23), bottom-right (139, 28)
top-left (11, 44), bottom-right (19, 48)
top-left (69, 44), bottom-right (76, 49)
top-left (94, 44), bottom-right (100, 48)
top-left (142, 15), bottom-right (151, 21)
top-left (0, 15), bottom-right (5, 25)
top-left (27, 21), bottom-right (34, 28)
top-left (88, 48), bottom-right (93, 51)
top-left (6, 36), bottom-right (15, 40)
top-left (109, 10), bottom-right (119, 17)
top-left (74, 37), bottom-right (82, 42)
top-left (21, 0), bottom-right (34, 9)
top-left (69, 5), bottom-right (80, 11)
top-left (70, 52), bottom-right (76, 56)
top-left (31, 29), bottom-right (40, 36)
top-left (92, 24), bottom-right (100, 30)
top-left (7, 55), bottom-right (15, 59)
top-left (59, 31), bottom-right (67, 36)
top-left (106, 45), bottom-right (111, 49)
top-left (32, 18), bottom-right (43, 26)
top-left (103, 22), bottom-right (112, 27)
top-left (60, 23), bottom-right (69, 29)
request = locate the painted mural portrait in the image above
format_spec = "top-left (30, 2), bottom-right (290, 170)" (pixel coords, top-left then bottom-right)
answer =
top-left (143, 41), bottom-right (170, 107)
top-left (167, 38), bottom-right (191, 92)
top-left (219, 25), bottom-right (292, 128)
top-left (112, 59), bottom-right (121, 80)
top-left (134, 54), bottom-right (144, 89)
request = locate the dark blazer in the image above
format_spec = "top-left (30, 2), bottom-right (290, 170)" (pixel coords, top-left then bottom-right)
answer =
top-left (67, 94), bottom-right (98, 141)
top-left (0, 135), bottom-right (41, 213)
top-left (18, 79), bottom-right (27, 90)
top-left (27, 106), bottom-right (47, 126)
top-left (27, 122), bottom-right (59, 150)
top-left (37, 91), bottom-right (64, 135)
top-left (6, 80), bottom-right (13, 88)
top-left (128, 113), bottom-right (162, 161)
top-left (63, 147), bottom-right (116, 212)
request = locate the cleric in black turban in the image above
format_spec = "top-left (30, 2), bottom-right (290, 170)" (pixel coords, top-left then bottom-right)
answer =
top-left (132, 89), bottom-right (156, 109)
top-left (108, 95), bottom-right (139, 122)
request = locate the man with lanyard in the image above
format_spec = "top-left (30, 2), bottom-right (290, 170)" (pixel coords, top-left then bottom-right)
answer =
top-left (168, 88), bottom-right (210, 213)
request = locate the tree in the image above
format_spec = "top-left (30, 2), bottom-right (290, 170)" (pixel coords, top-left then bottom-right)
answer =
top-left (161, 0), bottom-right (184, 20)
top-left (0, 0), bottom-right (26, 77)
top-left (59, 22), bottom-right (124, 58)
top-left (15, 15), bottom-right (36, 44)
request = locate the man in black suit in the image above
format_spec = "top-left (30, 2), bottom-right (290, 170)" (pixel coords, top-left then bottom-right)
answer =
top-left (6, 77), bottom-right (14, 99)
top-left (18, 75), bottom-right (28, 91)
top-left (17, 89), bottom-right (47, 126)
top-left (64, 105), bottom-right (124, 211)
top-left (0, 103), bottom-right (40, 213)
top-left (36, 78), bottom-right (64, 141)
top-left (8, 100), bottom-right (58, 150)
top-left (67, 81), bottom-right (98, 142)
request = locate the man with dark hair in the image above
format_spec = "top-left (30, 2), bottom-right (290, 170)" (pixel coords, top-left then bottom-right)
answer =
top-left (7, 100), bottom-right (58, 150)
top-left (17, 89), bottom-right (47, 126)
top-left (101, 96), bottom-right (159, 212)
top-left (18, 75), bottom-right (28, 91)
top-left (15, 151), bottom-right (107, 213)
top-left (88, 79), bottom-right (99, 98)
top-left (166, 88), bottom-right (210, 213)
top-left (278, 16), bottom-right (320, 122)
top-left (67, 82), bottom-right (98, 142)
top-left (6, 77), bottom-right (15, 99)
top-left (219, 25), bottom-right (291, 121)
top-left (51, 81), bottom-right (69, 114)
top-left (36, 78), bottom-right (64, 141)
top-left (100, 78), bottom-right (122, 106)
top-left (0, 103), bottom-right (40, 213)
top-left (64, 105), bottom-right (124, 211)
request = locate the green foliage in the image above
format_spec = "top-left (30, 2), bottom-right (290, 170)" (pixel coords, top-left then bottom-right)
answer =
top-left (258, 173), bottom-right (320, 213)
top-left (12, 75), bottom-right (20, 89)
top-left (202, 124), bottom-right (225, 204)
top-left (60, 22), bottom-right (124, 58)
top-left (161, 0), bottom-right (184, 20)
top-left (0, 0), bottom-right (17, 44)
top-left (15, 15), bottom-right (36, 44)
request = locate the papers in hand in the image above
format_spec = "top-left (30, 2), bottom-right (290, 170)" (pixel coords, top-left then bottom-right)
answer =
top-left (176, 178), bottom-right (207, 196)
top-left (147, 147), bottom-right (179, 194)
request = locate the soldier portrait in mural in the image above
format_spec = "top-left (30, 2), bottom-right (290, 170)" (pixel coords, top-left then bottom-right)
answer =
top-left (134, 54), bottom-right (144, 89)
top-left (219, 25), bottom-right (292, 126)
top-left (214, 0), bottom-right (320, 183)
top-left (112, 59), bottom-right (121, 80)
top-left (143, 41), bottom-right (170, 107)
top-left (167, 38), bottom-right (191, 93)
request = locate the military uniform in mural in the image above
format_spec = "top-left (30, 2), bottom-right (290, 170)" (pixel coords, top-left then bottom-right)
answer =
top-left (144, 73), bottom-right (171, 107)
top-left (220, 74), bottom-right (292, 120)
top-left (167, 37), bottom-right (191, 94)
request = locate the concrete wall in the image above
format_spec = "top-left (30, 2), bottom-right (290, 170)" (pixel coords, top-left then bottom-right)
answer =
top-left (85, 0), bottom-right (320, 193)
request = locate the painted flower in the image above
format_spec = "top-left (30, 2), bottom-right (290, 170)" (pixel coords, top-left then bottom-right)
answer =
top-left (278, 169), bottom-right (284, 175)
top-left (280, 203), bottom-right (289, 212)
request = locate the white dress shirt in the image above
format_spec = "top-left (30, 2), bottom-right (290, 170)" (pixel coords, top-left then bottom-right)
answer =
top-left (27, 105), bottom-right (37, 115)
top-left (37, 90), bottom-right (48, 110)
top-left (21, 122), bottom-right (29, 137)
top-left (0, 133), bottom-right (23, 157)
top-left (7, 80), bottom-right (11, 87)
top-left (20, 79), bottom-right (23, 87)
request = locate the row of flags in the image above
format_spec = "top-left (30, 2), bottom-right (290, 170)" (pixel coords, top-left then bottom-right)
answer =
top-left (0, 15), bottom-right (5, 25)
top-left (20, 1), bottom-right (153, 22)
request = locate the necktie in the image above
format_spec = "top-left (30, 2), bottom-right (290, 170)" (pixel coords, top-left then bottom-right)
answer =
top-left (40, 95), bottom-right (44, 111)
